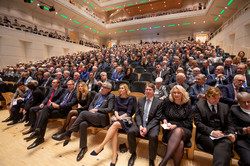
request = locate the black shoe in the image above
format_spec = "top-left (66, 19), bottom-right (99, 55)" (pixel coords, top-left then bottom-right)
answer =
top-left (24, 122), bottom-right (31, 126)
top-left (2, 117), bottom-right (12, 122)
top-left (27, 138), bottom-right (44, 150)
top-left (128, 153), bottom-right (136, 166)
top-left (77, 148), bottom-right (88, 161)
top-left (22, 128), bottom-right (34, 135)
top-left (7, 120), bottom-right (18, 126)
top-left (52, 132), bottom-right (71, 141)
top-left (110, 153), bottom-right (118, 166)
top-left (18, 115), bottom-right (27, 123)
top-left (90, 148), bottom-right (104, 156)
top-left (149, 159), bottom-right (155, 166)
top-left (24, 130), bottom-right (40, 142)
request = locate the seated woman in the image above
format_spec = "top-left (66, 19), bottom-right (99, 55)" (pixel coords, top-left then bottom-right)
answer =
top-left (123, 67), bottom-right (132, 83)
top-left (90, 84), bottom-right (134, 166)
top-left (159, 85), bottom-right (193, 166)
top-left (231, 92), bottom-right (250, 166)
top-left (86, 72), bottom-right (98, 92)
top-left (52, 82), bottom-right (93, 138)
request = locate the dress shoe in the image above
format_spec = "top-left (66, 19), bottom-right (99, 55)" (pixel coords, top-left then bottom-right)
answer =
top-left (7, 120), bottom-right (18, 126)
top-left (22, 128), bottom-right (34, 135)
top-left (18, 115), bottom-right (27, 123)
top-left (24, 130), bottom-right (40, 141)
top-left (52, 132), bottom-right (70, 141)
top-left (110, 153), bottom-right (118, 166)
top-left (27, 138), bottom-right (44, 150)
top-left (149, 159), bottom-right (155, 166)
top-left (77, 148), bottom-right (88, 161)
top-left (128, 153), bottom-right (136, 166)
top-left (2, 117), bottom-right (12, 122)
top-left (24, 122), bottom-right (31, 126)
top-left (90, 148), bottom-right (104, 156)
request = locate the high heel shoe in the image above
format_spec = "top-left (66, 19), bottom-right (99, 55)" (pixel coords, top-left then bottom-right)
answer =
top-left (110, 154), bottom-right (118, 166)
top-left (90, 148), bottom-right (104, 156)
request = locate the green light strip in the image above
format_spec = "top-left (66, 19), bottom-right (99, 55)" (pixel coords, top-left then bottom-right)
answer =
top-left (215, 17), bottom-right (219, 21)
top-left (127, 3), bottom-right (134, 6)
top-left (84, 0), bottom-right (86, 1)
top-left (220, 9), bottom-right (225, 14)
top-left (60, 14), bottom-right (68, 19)
top-left (116, 6), bottom-right (122, 8)
top-left (168, 24), bottom-right (175, 27)
top-left (90, 4), bottom-right (94, 8)
top-left (182, 23), bottom-right (191, 25)
top-left (129, 29), bottom-right (135, 31)
top-left (154, 26), bottom-right (161, 29)
top-left (227, 0), bottom-right (233, 6)
top-left (141, 28), bottom-right (147, 30)
top-left (44, 7), bottom-right (49, 10)
top-left (105, 8), bottom-right (111, 11)
top-left (73, 20), bottom-right (79, 24)
top-left (140, 0), bottom-right (147, 3)
top-left (118, 31), bottom-right (124, 33)
top-left (100, 32), bottom-right (103, 35)
top-left (31, 0), bottom-right (33, 3)
top-left (84, 25), bottom-right (89, 28)
top-left (92, 29), bottom-right (97, 32)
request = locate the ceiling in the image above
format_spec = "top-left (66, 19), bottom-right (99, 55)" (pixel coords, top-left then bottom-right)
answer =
top-left (8, 0), bottom-right (250, 39)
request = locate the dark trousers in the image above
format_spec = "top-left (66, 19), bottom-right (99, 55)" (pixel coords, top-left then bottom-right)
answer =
top-left (235, 143), bottom-right (250, 166)
top-left (127, 124), bottom-right (159, 160)
top-left (69, 111), bottom-right (105, 149)
top-left (10, 101), bottom-right (24, 121)
top-left (35, 105), bottom-right (68, 138)
top-left (29, 106), bottom-right (41, 128)
top-left (198, 135), bottom-right (233, 166)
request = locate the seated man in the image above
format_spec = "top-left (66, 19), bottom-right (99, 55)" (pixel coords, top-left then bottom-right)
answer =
top-left (127, 83), bottom-right (162, 166)
top-left (167, 73), bottom-right (189, 93)
top-left (54, 82), bottom-right (115, 162)
top-left (231, 92), bottom-right (250, 166)
top-left (194, 87), bottom-right (235, 166)
top-left (152, 64), bottom-right (170, 85)
top-left (111, 66), bottom-right (124, 83)
top-left (24, 80), bottom-right (77, 149)
top-left (207, 66), bottom-right (229, 87)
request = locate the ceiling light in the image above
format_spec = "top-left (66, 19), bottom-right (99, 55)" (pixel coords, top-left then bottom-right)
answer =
top-left (225, 7), bottom-right (228, 9)
top-left (37, 3), bottom-right (40, 6)
top-left (55, 12), bottom-right (58, 14)
top-left (163, 25), bottom-right (165, 27)
top-left (194, 22), bottom-right (196, 24)
top-left (178, 24), bottom-right (180, 26)
top-left (218, 15), bottom-right (221, 17)
top-left (203, 21), bottom-right (206, 23)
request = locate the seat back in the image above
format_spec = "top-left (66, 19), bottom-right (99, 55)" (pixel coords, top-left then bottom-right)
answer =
top-left (146, 66), bottom-right (156, 73)
top-left (139, 72), bottom-right (153, 82)
top-left (131, 81), bottom-right (146, 93)
top-left (134, 66), bottom-right (145, 73)
top-left (114, 80), bottom-right (130, 91)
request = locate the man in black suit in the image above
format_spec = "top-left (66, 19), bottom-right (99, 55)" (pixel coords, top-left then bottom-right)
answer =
top-left (24, 79), bottom-right (77, 149)
top-left (170, 57), bottom-right (183, 75)
top-left (41, 72), bottom-right (53, 87)
top-left (194, 87), bottom-right (235, 166)
top-left (127, 83), bottom-right (162, 166)
top-left (207, 66), bottom-right (229, 87)
top-left (231, 92), bottom-right (250, 166)
top-left (73, 72), bottom-right (82, 88)
top-left (220, 74), bottom-right (247, 107)
top-left (54, 82), bottom-right (115, 161)
top-left (152, 64), bottom-right (170, 85)
top-left (200, 60), bottom-right (215, 76)
top-left (167, 73), bottom-right (189, 93)
top-left (24, 79), bottom-right (65, 134)
top-left (223, 58), bottom-right (237, 83)
top-left (237, 63), bottom-right (250, 87)
top-left (61, 70), bottom-right (72, 88)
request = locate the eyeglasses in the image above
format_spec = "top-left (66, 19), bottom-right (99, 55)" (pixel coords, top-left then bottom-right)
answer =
top-left (102, 86), bottom-right (109, 89)
top-left (237, 80), bottom-right (245, 82)
top-left (52, 82), bottom-right (58, 84)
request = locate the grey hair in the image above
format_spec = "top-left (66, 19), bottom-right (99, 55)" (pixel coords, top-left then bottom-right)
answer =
top-left (197, 74), bottom-right (207, 80)
top-left (237, 92), bottom-right (250, 102)
top-left (100, 72), bottom-right (107, 76)
top-left (103, 82), bottom-right (112, 89)
top-left (155, 77), bottom-right (163, 83)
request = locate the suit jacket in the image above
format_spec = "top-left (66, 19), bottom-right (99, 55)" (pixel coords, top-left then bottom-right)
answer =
top-left (207, 74), bottom-right (229, 86)
top-left (200, 65), bottom-right (215, 76)
top-left (41, 77), bottom-right (53, 87)
top-left (135, 97), bottom-right (162, 131)
top-left (61, 77), bottom-right (72, 88)
top-left (111, 71), bottom-right (124, 83)
top-left (194, 100), bottom-right (235, 140)
top-left (223, 65), bottom-right (237, 77)
top-left (219, 84), bottom-right (247, 106)
top-left (152, 70), bottom-right (170, 85)
top-left (167, 82), bottom-right (189, 93)
top-left (231, 105), bottom-right (250, 150)
top-left (24, 87), bottom-right (45, 110)
top-left (42, 87), bottom-right (65, 105)
top-left (88, 92), bottom-right (115, 126)
top-left (170, 64), bottom-right (184, 75)
top-left (245, 72), bottom-right (250, 87)
top-left (55, 89), bottom-right (77, 111)
top-left (189, 84), bottom-right (210, 106)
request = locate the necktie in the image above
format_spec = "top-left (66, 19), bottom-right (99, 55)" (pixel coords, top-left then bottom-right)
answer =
top-left (211, 105), bottom-right (216, 113)
top-left (157, 73), bottom-right (160, 77)
top-left (200, 86), bottom-right (204, 94)
top-left (205, 68), bottom-right (208, 75)
top-left (44, 79), bottom-right (49, 87)
top-left (25, 91), bottom-right (32, 100)
top-left (227, 67), bottom-right (231, 76)
top-left (61, 91), bottom-right (71, 105)
top-left (143, 99), bottom-right (151, 127)
top-left (47, 89), bottom-right (55, 105)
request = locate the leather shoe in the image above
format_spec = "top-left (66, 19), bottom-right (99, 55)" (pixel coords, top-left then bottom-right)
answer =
top-left (7, 120), bottom-right (18, 126)
top-left (24, 130), bottom-right (40, 142)
top-left (27, 138), bottom-right (44, 150)
top-left (22, 128), bottom-right (34, 135)
top-left (77, 148), bottom-right (88, 161)
top-left (2, 117), bottom-right (12, 122)
top-left (149, 159), bottom-right (155, 166)
top-left (128, 153), bottom-right (136, 166)
top-left (18, 115), bottom-right (27, 123)
top-left (52, 132), bottom-right (71, 141)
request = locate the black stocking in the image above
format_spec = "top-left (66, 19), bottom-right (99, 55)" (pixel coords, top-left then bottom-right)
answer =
top-left (57, 110), bottom-right (78, 134)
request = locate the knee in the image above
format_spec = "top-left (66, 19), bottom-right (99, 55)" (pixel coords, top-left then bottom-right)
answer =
top-left (112, 122), bottom-right (121, 128)
top-left (172, 128), bottom-right (184, 137)
top-left (71, 116), bottom-right (77, 121)
top-left (179, 140), bottom-right (184, 148)
top-left (80, 121), bottom-right (88, 129)
top-left (148, 132), bottom-right (158, 140)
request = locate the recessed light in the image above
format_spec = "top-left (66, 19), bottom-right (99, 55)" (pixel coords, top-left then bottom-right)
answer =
top-left (37, 3), bottom-right (40, 6)
top-left (149, 27), bottom-right (151, 29)
top-left (163, 25), bottom-right (165, 27)
top-left (137, 29), bottom-right (139, 30)
top-left (178, 24), bottom-right (180, 26)
top-left (70, 19), bottom-right (72, 20)
top-left (194, 22), bottom-right (196, 24)
top-left (225, 7), bottom-right (228, 9)
top-left (203, 21), bottom-right (206, 23)
top-left (218, 15), bottom-right (221, 17)
top-left (55, 12), bottom-right (58, 14)
top-left (152, 8), bottom-right (153, 9)
top-left (138, 7), bottom-right (140, 8)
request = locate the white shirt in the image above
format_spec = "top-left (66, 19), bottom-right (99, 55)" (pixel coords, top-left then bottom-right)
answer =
top-left (241, 107), bottom-right (250, 115)
top-left (207, 101), bottom-right (218, 113)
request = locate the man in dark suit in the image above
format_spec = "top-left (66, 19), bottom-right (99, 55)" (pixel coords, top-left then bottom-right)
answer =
top-left (220, 74), bottom-right (247, 107)
top-left (24, 79), bottom-right (77, 149)
top-left (24, 79), bottom-right (65, 134)
top-left (237, 63), bottom-right (250, 87)
top-left (223, 58), bottom-right (237, 83)
top-left (152, 64), bottom-right (170, 85)
top-left (54, 82), bottom-right (115, 161)
top-left (167, 73), bottom-right (189, 93)
top-left (194, 87), bottom-right (235, 166)
top-left (207, 66), bottom-right (229, 87)
top-left (73, 72), bottom-right (82, 88)
top-left (61, 70), bottom-right (72, 88)
top-left (127, 83), bottom-right (162, 166)
top-left (170, 57), bottom-right (183, 75)
top-left (41, 72), bottom-right (53, 87)
top-left (200, 60), bottom-right (215, 76)
top-left (189, 74), bottom-right (210, 109)
top-left (231, 92), bottom-right (250, 166)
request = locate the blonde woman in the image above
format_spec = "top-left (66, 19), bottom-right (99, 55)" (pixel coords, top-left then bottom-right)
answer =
top-left (90, 84), bottom-right (134, 166)
top-left (159, 85), bottom-right (193, 166)
top-left (52, 82), bottom-right (93, 139)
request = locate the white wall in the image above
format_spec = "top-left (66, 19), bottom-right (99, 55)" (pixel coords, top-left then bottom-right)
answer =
top-left (0, 26), bottom-right (94, 69)
top-left (210, 9), bottom-right (250, 57)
